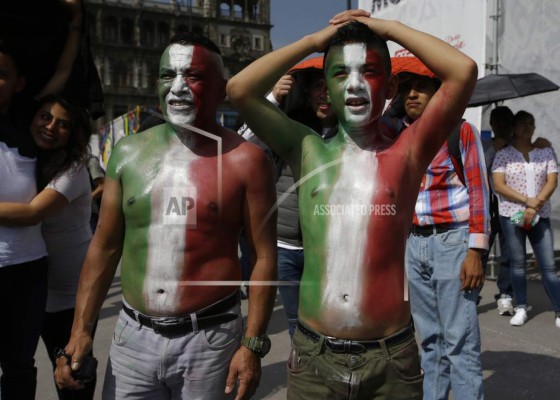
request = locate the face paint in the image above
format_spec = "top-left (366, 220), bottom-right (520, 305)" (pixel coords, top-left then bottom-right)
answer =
top-left (158, 44), bottom-right (225, 129)
top-left (326, 44), bottom-right (388, 130)
top-left (158, 44), bottom-right (196, 128)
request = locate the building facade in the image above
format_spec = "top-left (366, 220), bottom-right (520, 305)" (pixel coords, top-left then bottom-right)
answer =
top-left (85, 0), bottom-right (272, 126)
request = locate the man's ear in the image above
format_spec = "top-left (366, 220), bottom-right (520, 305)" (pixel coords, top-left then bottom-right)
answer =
top-left (386, 74), bottom-right (398, 100)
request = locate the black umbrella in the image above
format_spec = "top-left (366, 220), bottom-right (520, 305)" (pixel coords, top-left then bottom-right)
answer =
top-left (468, 73), bottom-right (559, 107)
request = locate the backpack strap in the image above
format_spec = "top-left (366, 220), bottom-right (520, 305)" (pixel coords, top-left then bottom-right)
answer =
top-left (447, 120), bottom-right (466, 186)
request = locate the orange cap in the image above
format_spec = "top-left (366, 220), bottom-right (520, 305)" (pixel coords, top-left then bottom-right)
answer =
top-left (289, 56), bottom-right (324, 72)
top-left (391, 56), bottom-right (437, 79)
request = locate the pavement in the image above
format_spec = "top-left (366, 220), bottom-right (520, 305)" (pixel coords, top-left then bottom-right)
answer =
top-left (32, 264), bottom-right (560, 400)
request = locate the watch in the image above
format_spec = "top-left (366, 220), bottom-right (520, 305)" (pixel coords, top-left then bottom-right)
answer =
top-left (241, 335), bottom-right (271, 358)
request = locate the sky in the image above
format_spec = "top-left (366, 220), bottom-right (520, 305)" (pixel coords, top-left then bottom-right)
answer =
top-left (270, 0), bottom-right (358, 50)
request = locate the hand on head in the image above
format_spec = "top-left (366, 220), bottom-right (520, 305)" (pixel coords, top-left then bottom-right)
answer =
top-left (329, 9), bottom-right (371, 25)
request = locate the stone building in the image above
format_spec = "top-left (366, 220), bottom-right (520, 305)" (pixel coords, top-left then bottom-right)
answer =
top-left (85, 0), bottom-right (272, 126)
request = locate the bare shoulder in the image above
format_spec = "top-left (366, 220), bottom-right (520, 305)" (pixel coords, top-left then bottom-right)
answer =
top-left (106, 125), bottom-right (167, 178)
top-left (220, 127), bottom-right (270, 165)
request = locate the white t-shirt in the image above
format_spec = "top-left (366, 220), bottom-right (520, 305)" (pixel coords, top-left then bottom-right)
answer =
top-left (43, 165), bottom-right (92, 312)
top-left (492, 145), bottom-right (558, 218)
top-left (0, 142), bottom-right (47, 267)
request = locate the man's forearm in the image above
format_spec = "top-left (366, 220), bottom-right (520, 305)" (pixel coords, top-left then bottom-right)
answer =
top-left (374, 19), bottom-right (477, 88)
top-left (71, 244), bottom-right (121, 336)
top-left (244, 257), bottom-right (276, 337)
top-left (228, 32), bottom-right (326, 103)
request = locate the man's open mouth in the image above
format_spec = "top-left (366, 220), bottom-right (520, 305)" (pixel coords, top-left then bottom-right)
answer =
top-left (168, 99), bottom-right (194, 108)
top-left (345, 97), bottom-right (369, 112)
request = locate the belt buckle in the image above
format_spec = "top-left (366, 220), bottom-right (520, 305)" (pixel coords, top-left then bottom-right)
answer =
top-left (150, 318), bottom-right (184, 333)
top-left (328, 339), bottom-right (366, 354)
top-left (151, 319), bottom-right (163, 334)
top-left (345, 340), bottom-right (366, 354)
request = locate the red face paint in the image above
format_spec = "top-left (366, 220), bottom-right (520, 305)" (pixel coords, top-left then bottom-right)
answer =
top-left (158, 44), bottom-right (225, 128)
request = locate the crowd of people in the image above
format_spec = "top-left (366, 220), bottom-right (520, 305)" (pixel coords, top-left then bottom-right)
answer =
top-left (1, 4), bottom-right (560, 400)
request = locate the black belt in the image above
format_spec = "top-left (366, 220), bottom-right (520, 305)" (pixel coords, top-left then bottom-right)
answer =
top-left (122, 290), bottom-right (239, 334)
top-left (410, 223), bottom-right (451, 236)
top-left (297, 322), bottom-right (414, 354)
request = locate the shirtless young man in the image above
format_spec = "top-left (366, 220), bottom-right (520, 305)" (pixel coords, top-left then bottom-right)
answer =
top-left (54, 32), bottom-right (277, 400)
top-left (227, 9), bottom-right (477, 399)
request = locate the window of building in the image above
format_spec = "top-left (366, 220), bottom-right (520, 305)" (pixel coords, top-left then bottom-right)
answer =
top-left (233, 4), bottom-right (243, 18)
top-left (141, 21), bottom-right (155, 47)
top-left (253, 35), bottom-right (263, 51)
top-left (219, 2), bottom-right (230, 17)
top-left (114, 63), bottom-right (131, 88)
top-left (219, 33), bottom-right (230, 47)
top-left (103, 17), bottom-right (118, 41)
top-left (156, 22), bottom-right (169, 47)
top-left (121, 18), bottom-right (134, 44)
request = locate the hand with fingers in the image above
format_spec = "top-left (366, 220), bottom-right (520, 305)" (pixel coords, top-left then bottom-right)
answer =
top-left (460, 249), bottom-right (485, 292)
top-left (329, 9), bottom-right (394, 40)
top-left (224, 347), bottom-right (261, 400)
top-left (53, 334), bottom-right (92, 390)
top-left (272, 75), bottom-right (295, 103)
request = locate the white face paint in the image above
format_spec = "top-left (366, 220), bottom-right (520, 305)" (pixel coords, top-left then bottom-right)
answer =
top-left (322, 146), bottom-right (377, 328)
top-left (165, 44), bottom-right (196, 128)
top-left (342, 44), bottom-right (373, 128)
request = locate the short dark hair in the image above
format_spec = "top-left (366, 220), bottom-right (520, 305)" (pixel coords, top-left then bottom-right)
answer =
top-left (324, 21), bottom-right (391, 76)
top-left (513, 110), bottom-right (534, 126)
top-left (169, 31), bottom-right (221, 56)
top-left (490, 106), bottom-right (514, 125)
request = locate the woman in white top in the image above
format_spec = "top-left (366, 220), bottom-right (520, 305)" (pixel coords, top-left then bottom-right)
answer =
top-left (492, 110), bottom-right (560, 329)
top-left (0, 95), bottom-right (96, 400)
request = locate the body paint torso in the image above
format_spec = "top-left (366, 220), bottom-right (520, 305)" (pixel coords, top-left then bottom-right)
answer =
top-left (297, 126), bottom-right (421, 340)
top-left (115, 129), bottom-right (245, 316)
top-left (114, 43), bottom-right (243, 316)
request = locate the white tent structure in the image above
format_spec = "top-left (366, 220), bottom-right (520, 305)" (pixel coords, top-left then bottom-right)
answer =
top-left (360, 0), bottom-right (560, 245)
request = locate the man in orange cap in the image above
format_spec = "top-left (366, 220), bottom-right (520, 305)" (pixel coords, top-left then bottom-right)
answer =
top-left (399, 58), bottom-right (489, 400)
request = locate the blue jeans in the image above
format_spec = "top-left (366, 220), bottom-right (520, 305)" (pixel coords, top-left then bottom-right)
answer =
top-left (500, 216), bottom-right (560, 311)
top-left (406, 227), bottom-right (483, 400)
top-left (277, 247), bottom-right (304, 337)
top-left (482, 222), bottom-right (512, 297)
